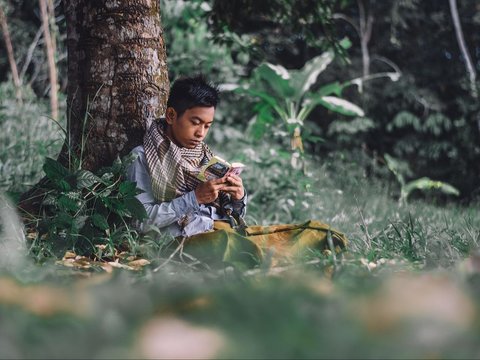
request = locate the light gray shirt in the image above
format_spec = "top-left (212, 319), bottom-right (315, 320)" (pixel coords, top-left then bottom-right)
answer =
top-left (126, 146), bottom-right (247, 237)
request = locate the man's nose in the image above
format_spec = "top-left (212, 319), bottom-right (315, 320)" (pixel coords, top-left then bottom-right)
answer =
top-left (195, 126), bottom-right (206, 138)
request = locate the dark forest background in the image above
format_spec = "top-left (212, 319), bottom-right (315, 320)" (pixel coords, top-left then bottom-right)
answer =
top-left (1, 0), bottom-right (479, 202)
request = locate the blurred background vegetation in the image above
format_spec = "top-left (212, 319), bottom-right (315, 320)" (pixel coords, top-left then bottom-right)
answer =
top-left (1, 0), bottom-right (479, 202)
top-left (1, 0), bottom-right (480, 358)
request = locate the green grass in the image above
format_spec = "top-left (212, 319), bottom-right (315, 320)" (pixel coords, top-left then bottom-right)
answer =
top-left (1, 92), bottom-right (480, 358)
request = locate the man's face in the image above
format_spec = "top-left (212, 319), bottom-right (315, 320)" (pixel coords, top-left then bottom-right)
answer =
top-left (165, 106), bottom-right (215, 148)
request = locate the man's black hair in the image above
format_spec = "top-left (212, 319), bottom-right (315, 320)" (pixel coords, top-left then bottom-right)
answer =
top-left (167, 75), bottom-right (220, 116)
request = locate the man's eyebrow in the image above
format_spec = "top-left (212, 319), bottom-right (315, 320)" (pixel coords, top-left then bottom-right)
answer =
top-left (191, 116), bottom-right (213, 124)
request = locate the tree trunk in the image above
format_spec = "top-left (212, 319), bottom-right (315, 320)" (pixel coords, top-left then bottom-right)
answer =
top-left (61, 0), bottom-right (169, 171)
top-left (0, 6), bottom-right (22, 102)
top-left (39, 0), bottom-right (59, 120)
top-left (19, 0), bottom-right (169, 215)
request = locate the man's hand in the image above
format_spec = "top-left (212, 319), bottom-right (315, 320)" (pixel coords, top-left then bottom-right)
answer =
top-left (195, 178), bottom-right (227, 204)
top-left (221, 174), bottom-right (245, 201)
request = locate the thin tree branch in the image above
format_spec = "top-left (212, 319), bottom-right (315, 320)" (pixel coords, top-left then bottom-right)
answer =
top-left (20, 27), bottom-right (43, 81)
top-left (448, 0), bottom-right (477, 98)
top-left (39, 0), bottom-right (59, 120)
top-left (0, 5), bottom-right (22, 102)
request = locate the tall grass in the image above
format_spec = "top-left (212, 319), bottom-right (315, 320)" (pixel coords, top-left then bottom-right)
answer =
top-left (210, 130), bottom-right (480, 269)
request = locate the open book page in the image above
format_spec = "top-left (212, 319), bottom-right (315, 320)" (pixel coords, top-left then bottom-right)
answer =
top-left (197, 156), bottom-right (245, 181)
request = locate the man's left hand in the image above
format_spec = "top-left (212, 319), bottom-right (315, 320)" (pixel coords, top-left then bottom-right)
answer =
top-left (221, 174), bottom-right (245, 201)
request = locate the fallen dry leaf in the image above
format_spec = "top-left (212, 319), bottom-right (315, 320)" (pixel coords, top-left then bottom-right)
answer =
top-left (128, 259), bottom-right (151, 268)
top-left (108, 260), bottom-right (134, 271)
top-left (63, 251), bottom-right (77, 260)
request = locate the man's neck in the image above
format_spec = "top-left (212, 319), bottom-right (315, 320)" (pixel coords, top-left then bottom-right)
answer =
top-left (164, 125), bottom-right (182, 148)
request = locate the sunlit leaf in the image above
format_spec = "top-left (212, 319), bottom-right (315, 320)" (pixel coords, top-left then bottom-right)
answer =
top-left (290, 51), bottom-right (335, 99)
top-left (318, 96), bottom-right (365, 117)
top-left (254, 63), bottom-right (294, 98)
top-left (403, 177), bottom-right (460, 200)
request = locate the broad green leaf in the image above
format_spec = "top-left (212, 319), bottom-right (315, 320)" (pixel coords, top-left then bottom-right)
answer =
top-left (92, 213), bottom-right (109, 230)
top-left (243, 88), bottom-right (280, 109)
top-left (58, 195), bottom-right (80, 212)
top-left (318, 96), bottom-right (365, 117)
top-left (265, 63), bottom-right (290, 80)
top-left (76, 170), bottom-right (101, 189)
top-left (119, 181), bottom-right (137, 196)
top-left (403, 177), bottom-right (460, 199)
top-left (56, 179), bottom-right (72, 192)
top-left (317, 81), bottom-right (343, 96)
top-left (290, 51), bottom-right (335, 99)
top-left (101, 172), bottom-right (114, 183)
top-left (54, 212), bottom-right (74, 228)
top-left (43, 157), bottom-right (69, 182)
top-left (124, 197), bottom-right (148, 220)
top-left (105, 198), bottom-right (131, 218)
top-left (254, 63), bottom-right (294, 98)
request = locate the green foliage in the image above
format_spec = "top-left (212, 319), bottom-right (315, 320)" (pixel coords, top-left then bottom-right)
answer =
top-left (237, 46), bottom-right (364, 168)
top-left (161, 0), bottom-right (247, 83)
top-left (0, 81), bottom-right (64, 195)
top-left (384, 153), bottom-right (460, 203)
top-left (28, 155), bottom-right (147, 259)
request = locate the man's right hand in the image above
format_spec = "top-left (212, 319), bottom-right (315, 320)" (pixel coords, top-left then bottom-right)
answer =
top-left (194, 178), bottom-right (226, 204)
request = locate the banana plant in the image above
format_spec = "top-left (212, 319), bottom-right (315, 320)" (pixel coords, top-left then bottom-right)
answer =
top-left (236, 44), bottom-right (365, 165)
top-left (384, 154), bottom-right (460, 204)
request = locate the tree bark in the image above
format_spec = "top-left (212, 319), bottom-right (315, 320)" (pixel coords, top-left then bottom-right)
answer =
top-left (19, 0), bottom-right (169, 215)
top-left (62, 0), bottom-right (169, 171)
top-left (39, 0), bottom-right (59, 120)
top-left (0, 5), bottom-right (22, 102)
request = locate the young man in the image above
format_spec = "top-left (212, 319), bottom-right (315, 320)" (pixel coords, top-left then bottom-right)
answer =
top-left (127, 75), bottom-right (247, 237)
top-left (128, 75), bottom-right (348, 268)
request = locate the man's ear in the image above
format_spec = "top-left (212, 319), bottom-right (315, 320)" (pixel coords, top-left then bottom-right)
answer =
top-left (165, 107), bottom-right (177, 124)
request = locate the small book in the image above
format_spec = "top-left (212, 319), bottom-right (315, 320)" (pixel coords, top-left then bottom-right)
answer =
top-left (197, 155), bottom-right (245, 182)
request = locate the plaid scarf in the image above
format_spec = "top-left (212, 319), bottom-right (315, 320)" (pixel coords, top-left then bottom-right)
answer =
top-left (143, 119), bottom-right (228, 211)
